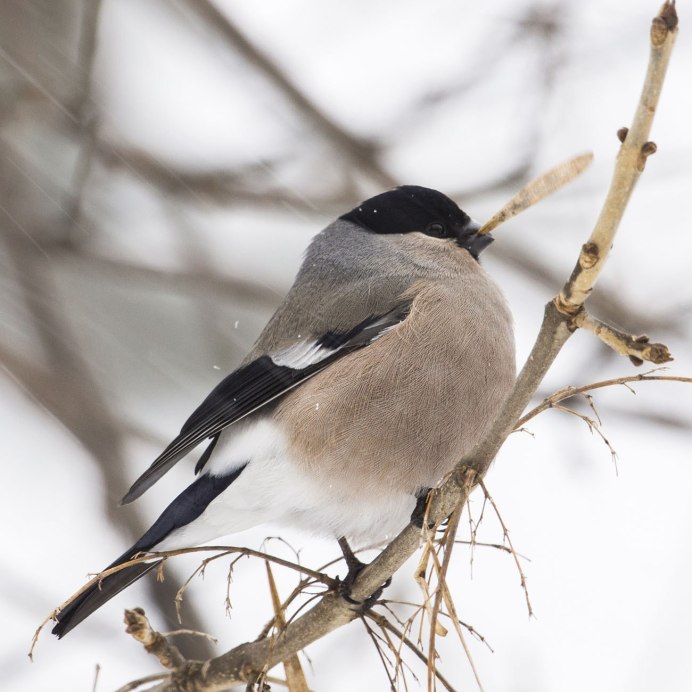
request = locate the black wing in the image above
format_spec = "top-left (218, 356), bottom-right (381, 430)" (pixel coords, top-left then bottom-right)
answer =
top-left (121, 303), bottom-right (411, 504)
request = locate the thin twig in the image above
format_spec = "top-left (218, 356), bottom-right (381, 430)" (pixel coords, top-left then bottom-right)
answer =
top-left (113, 672), bottom-right (170, 692)
top-left (573, 311), bottom-right (673, 365)
top-left (552, 401), bottom-right (619, 470)
top-left (362, 617), bottom-right (398, 691)
top-left (516, 372), bottom-right (692, 428)
top-left (478, 481), bottom-right (533, 618)
top-left (367, 612), bottom-right (456, 692)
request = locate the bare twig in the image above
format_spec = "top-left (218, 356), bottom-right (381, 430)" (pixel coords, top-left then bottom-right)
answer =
top-left (160, 629), bottom-right (218, 643)
top-left (552, 401), bottom-right (619, 470)
top-left (556, 1), bottom-right (678, 315)
top-left (114, 672), bottom-right (170, 692)
top-left (367, 612), bottom-right (456, 692)
top-left (516, 372), bottom-right (692, 428)
top-left (362, 617), bottom-right (399, 691)
top-left (572, 311), bottom-right (673, 365)
top-left (478, 481), bottom-right (533, 618)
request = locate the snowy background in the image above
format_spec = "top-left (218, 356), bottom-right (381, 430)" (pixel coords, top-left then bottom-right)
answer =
top-left (1, 1), bottom-right (691, 690)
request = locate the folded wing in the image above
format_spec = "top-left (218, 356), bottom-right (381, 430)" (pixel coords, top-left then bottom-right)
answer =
top-left (121, 304), bottom-right (411, 504)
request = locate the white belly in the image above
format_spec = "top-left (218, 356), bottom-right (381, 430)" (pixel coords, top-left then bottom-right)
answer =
top-left (156, 417), bottom-right (416, 551)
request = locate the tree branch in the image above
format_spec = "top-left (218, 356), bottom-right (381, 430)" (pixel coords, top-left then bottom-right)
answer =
top-left (555, 1), bottom-right (678, 315)
top-left (179, 0), bottom-right (396, 189)
top-left (124, 608), bottom-right (186, 670)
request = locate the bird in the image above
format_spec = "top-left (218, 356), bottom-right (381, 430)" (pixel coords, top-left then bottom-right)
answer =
top-left (52, 185), bottom-right (515, 638)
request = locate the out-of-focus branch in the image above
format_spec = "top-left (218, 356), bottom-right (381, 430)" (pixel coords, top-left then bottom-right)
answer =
top-left (135, 5), bottom-right (680, 689)
top-left (62, 0), bottom-right (103, 245)
top-left (0, 1), bottom-right (213, 653)
top-left (179, 0), bottom-right (396, 189)
top-left (97, 140), bottom-right (684, 347)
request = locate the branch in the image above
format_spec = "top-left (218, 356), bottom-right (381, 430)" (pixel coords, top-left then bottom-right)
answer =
top-left (572, 311), bottom-right (673, 365)
top-left (124, 608), bottom-right (186, 669)
top-left (556, 1), bottom-right (678, 316)
top-left (62, 0), bottom-right (103, 245)
top-left (179, 0), bottom-right (396, 188)
top-left (515, 372), bottom-right (692, 429)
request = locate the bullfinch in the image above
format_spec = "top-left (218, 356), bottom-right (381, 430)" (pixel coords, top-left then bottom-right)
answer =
top-left (52, 185), bottom-right (515, 637)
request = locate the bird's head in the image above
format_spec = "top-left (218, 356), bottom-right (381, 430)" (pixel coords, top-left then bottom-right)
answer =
top-left (340, 185), bottom-right (492, 260)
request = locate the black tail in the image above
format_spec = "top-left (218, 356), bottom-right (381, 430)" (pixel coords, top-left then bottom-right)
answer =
top-left (52, 466), bottom-right (247, 638)
top-left (51, 549), bottom-right (160, 639)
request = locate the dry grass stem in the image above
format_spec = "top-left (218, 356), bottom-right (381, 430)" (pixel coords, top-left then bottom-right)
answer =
top-left (265, 562), bottom-right (310, 692)
top-left (427, 547), bottom-right (485, 692)
top-left (428, 502), bottom-right (465, 690)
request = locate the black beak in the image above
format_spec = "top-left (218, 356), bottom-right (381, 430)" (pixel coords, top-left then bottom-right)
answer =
top-left (456, 219), bottom-right (493, 260)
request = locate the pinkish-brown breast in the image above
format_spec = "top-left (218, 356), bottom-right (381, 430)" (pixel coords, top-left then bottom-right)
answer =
top-left (275, 270), bottom-right (515, 499)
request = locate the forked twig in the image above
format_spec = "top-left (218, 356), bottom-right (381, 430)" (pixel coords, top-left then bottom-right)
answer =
top-left (516, 372), bottom-right (692, 428)
top-left (367, 611), bottom-right (456, 692)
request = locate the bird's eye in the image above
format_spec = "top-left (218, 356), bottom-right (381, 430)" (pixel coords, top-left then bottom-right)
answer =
top-left (425, 223), bottom-right (447, 238)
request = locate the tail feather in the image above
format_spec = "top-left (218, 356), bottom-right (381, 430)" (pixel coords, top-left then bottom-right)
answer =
top-left (52, 552), bottom-right (160, 639)
top-left (53, 465), bottom-right (248, 637)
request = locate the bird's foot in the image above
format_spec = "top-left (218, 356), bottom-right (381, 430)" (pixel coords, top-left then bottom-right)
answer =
top-left (337, 537), bottom-right (390, 612)
top-left (410, 487), bottom-right (435, 529)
